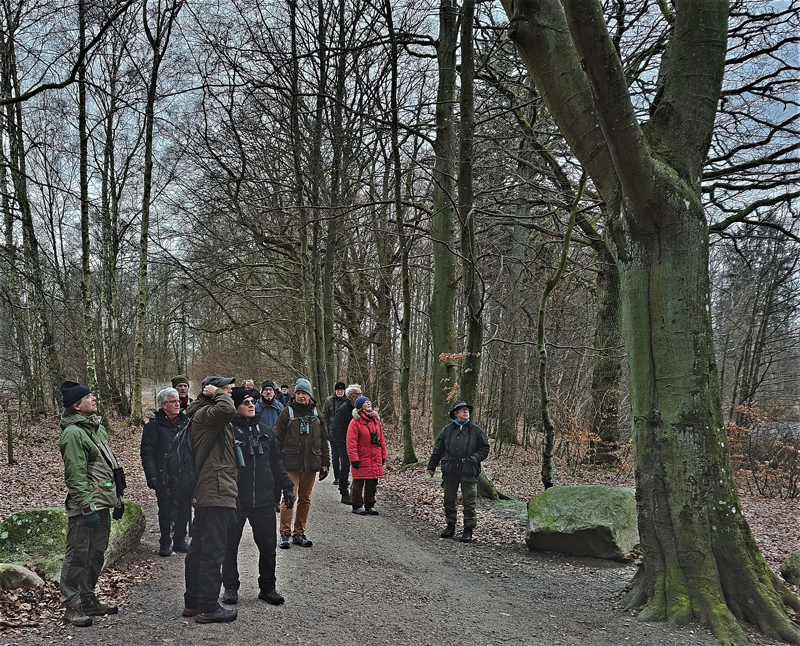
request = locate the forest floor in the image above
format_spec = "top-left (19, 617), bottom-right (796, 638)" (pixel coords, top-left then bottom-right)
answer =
top-left (0, 416), bottom-right (797, 645)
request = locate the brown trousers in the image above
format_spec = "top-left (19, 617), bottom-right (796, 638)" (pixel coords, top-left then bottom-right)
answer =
top-left (351, 478), bottom-right (378, 509)
top-left (280, 472), bottom-right (316, 535)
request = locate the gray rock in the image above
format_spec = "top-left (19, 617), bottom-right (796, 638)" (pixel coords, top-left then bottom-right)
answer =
top-left (0, 563), bottom-right (44, 589)
top-left (526, 485), bottom-right (639, 561)
top-left (781, 550), bottom-right (800, 585)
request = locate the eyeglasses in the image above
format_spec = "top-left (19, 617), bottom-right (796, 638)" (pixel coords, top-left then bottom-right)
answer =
top-left (243, 398), bottom-right (255, 406)
top-left (166, 399), bottom-right (180, 405)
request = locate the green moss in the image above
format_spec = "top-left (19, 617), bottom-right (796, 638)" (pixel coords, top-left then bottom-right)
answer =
top-left (0, 502), bottom-right (144, 580)
top-left (704, 597), bottom-right (745, 646)
top-left (528, 485), bottom-right (638, 554)
top-left (639, 573), bottom-right (667, 621)
top-left (110, 501), bottom-right (144, 544)
top-left (0, 508), bottom-right (68, 575)
top-left (665, 565), bottom-right (692, 624)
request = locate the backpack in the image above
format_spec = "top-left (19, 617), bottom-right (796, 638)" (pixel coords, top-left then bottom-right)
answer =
top-left (158, 420), bottom-right (222, 502)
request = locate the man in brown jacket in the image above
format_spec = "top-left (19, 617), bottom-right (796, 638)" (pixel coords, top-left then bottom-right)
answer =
top-left (274, 378), bottom-right (330, 548)
top-left (183, 375), bottom-right (238, 624)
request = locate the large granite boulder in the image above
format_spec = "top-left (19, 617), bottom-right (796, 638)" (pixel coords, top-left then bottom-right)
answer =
top-left (781, 551), bottom-right (800, 585)
top-left (526, 485), bottom-right (639, 561)
top-left (0, 563), bottom-right (45, 589)
top-left (0, 501), bottom-right (145, 580)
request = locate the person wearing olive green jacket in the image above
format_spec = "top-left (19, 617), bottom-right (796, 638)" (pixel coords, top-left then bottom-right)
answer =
top-left (58, 381), bottom-right (124, 628)
top-left (182, 375), bottom-right (238, 625)
top-left (426, 401), bottom-right (489, 543)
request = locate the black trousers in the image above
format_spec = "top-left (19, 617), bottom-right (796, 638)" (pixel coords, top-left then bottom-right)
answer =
top-left (336, 438), bottom-right (350, 496)
top-left (184, 506), bottom-right (235, 613)
top-left (330, 440), bottom-right (341, 480)
top-left (157, 495), bottom-right (191, 547)
top-left (222, 506), bottom-right (277, 593)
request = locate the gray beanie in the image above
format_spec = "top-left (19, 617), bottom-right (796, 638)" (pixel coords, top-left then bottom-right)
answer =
top-left (294, 378), bottom-right (313, 397)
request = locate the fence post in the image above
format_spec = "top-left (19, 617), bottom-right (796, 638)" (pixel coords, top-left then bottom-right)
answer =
top-left (7, 413), bottom-right (13, 465)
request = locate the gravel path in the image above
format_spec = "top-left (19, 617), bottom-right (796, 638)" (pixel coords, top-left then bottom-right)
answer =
top-left (40, 480), bottom-right (731, 645)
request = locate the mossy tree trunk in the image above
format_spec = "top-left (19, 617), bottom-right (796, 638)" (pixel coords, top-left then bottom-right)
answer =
top-left (507, 0), bottom-right (800, 642)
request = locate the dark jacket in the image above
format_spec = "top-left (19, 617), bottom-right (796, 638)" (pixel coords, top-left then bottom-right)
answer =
top-left (329, 400), bottom-right (355, 444)
top-left (255, 397), bottom-right (284, 431)
top-left (140, 409), bottom-right (189, 496)
top-left (322, 394), bottom-right (347, 431)
top-left (274, 401), bottom-right (330, 473)
top-left (179, 396), bottom-right (193, 411)
top-left (427, 420), bottom-right (490, 483)
top-left (185, 390), bottom-right (237, 507)
top-left (231, 415), bottom-right (293, 508)
top-left (276, 392), bottom-right (290, 406)
top-left (60, 414), bottom-right (122, 516)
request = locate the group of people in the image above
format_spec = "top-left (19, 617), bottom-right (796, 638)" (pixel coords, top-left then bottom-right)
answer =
top-left (56, 373), bottom-right (489, 627)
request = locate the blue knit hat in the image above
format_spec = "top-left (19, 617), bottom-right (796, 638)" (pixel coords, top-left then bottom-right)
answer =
top-left (354, 396), bottom-right (370, 410)
top-left (61, 381), bottom-right (90, 409)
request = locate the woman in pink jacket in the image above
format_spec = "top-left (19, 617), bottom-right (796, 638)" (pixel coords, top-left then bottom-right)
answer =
top-left (346, 396), bottom-right (387, 515)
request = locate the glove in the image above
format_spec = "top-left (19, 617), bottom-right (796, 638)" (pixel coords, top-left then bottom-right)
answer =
top-left (82, 511), bottom-right (100, 528)
top-left (112, 505), bottom-right (125, 521)
top-left (283, 489), bottom-right (295, 510)
top-left (351, 461), bottom-right (360, 469)
top-left (318, 468), bottom-right (328, 481)
top-left (146, 478), bottom-right (157, 490)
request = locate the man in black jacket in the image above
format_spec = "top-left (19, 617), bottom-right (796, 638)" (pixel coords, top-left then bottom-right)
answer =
top-left (221, 388), bottom-right (295, 605)
top-left (427, 401), bottom-right (489, 543)
top-left (141, 387), bottom-right (191, 557)
top-left (329, 383), bottom-right (362, 504)
top-left (322, 381), bottom-right (347, 485)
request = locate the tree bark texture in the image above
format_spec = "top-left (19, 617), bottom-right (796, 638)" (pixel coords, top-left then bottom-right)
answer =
top-left (386, 0), bottom-right (415, 463)
top-left (428, 0), bottom-right (459, 437)
top-left (588, 246), bottom-right (622, 464)
top-left (508, 0), bottom-right (800, 641)
top-left (457, 0), bottom-right (483, 410)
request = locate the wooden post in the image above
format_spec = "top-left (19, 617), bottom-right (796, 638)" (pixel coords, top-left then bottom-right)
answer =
top-left (7, 413), bottom-right (13, 465)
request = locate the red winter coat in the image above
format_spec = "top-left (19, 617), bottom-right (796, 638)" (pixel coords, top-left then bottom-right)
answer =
top-left (346, 409), bottom-right (387, 480)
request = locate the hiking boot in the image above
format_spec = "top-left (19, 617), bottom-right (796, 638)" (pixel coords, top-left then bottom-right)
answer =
top-left (366, 507), bottom-right (379, 516)
top-left (84, 597), bottom-right (118, 615)
top-left (222, 589), bottom-right (238, 605)
top-left (459, 528), bottom-right (474, 543)
top-left (279, 532), bottom-right (291, 549)
top-left (159, 545), bottom-right (173, 557)
top-left (173, 540), bottom-right (190, 553)
top-left (292, 533), bottom-right (313, 547)
top-left (340, 494), bottom-right (352, 505)
top-left (182, 607), bottom-right (198, 617)
top-left (64, 605), bottom-right (92, 627)
top-left (352, 506), bottom-right (367, 515)
top-left (195, 607), bottom-right (237, 624)
top-left (332, 478), bottom-right (339, 486)
top-left (440, 523), bottom-right (456, 538)
top-left (258, 589), bottom-right (285, 605)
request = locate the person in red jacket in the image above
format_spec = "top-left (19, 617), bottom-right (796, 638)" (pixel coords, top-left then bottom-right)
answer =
top-left (346, 396), bottom-right (386, 515)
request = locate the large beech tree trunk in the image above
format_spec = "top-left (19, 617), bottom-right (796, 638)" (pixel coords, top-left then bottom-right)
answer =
top-left (506, 0), bottom-right (800, 642)
top-left (428, 0), bottom-right (459, 436)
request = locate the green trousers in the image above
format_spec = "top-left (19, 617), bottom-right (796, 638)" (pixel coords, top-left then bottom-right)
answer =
top-left (60, 508), bottom-right (111, 607)
top-left (442, 480), bottom-right (477, 529)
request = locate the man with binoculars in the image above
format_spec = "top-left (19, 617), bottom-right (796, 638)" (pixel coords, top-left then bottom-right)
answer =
top-left (221, 387), bottom-right (295, 606)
